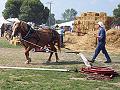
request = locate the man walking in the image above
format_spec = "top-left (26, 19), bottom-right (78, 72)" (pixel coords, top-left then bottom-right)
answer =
top-left (90, 21), bottom-right (111, 63)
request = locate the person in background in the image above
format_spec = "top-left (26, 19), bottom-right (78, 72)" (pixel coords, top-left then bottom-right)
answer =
top-left (90, 21), bottom-right (111, 63)
top-left (77, 25), bottom-right (81, 36)
top-left (69, 26), bottom-right (73, 32)
top-left (55, 25), bottom-right (64, 47)
top-left (1, 23), bottom-right (5, 37)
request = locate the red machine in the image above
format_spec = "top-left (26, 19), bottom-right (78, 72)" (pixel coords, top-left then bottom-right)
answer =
top-left (81, 66), bottom-right (118, 80)
top-left (79, 53), bottom-right (118, 80)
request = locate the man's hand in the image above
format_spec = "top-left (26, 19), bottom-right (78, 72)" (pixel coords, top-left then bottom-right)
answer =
top-left (93, 34), bottom-right (100, 38)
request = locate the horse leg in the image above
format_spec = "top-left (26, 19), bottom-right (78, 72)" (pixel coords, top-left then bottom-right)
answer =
top-left (51, 44), bottom-right (59, 62)
top-left (5, 33), bottom-right (9, 40)
top-left (55, 52), bottom-right (59, 62)
top-left (49, 44), bottom-right (59, 63)
top-left (54, 47), bottom-right (59, 62)
top-left (25, 47), bottom-right (32, 64)
top-left (47, 52), bottom-right (53, 63)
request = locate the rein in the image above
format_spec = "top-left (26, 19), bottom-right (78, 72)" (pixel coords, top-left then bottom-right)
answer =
top-left (22, 25), bottom-right (35, 40)
top-left (20, 38), bottom-right (57, 53)
top-left (19, 24), bottom-right (58, 53)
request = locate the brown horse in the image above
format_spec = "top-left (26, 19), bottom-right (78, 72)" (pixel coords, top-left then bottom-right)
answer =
top-left (12, 21), bottom-right (61, 64)
top-left (1, 23), bottom-right (12, 40)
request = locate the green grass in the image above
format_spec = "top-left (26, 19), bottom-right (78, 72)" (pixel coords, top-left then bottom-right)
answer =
top-left (0, 69), bottom-right (120, 90)
top-left (0, 38), bottom-right (21, 48)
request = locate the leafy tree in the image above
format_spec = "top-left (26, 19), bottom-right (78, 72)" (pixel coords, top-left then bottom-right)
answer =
top-left (56, 20), bottom-right (67, 24)
top-left (113, 4), bottom-right (120, 18)
top-left (46, 13), bottom-right (56, 26)
top-left (62, 8), bottom-right (77, 21)
top-left (113, 3), bottom-right (120, 25)
top-left (2, 0), bottom-right (50, 25)
top-left (2, 0), bottom-right (23, 19)
top-left (19, 0), bottom-right (49, 24)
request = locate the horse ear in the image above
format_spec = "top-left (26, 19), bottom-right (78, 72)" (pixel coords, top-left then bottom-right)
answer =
top-left (19, 21), bottom-right (21, 25)
top-left (19, 21), bottom-right (22, 26)
top-left (19, 21), bottom-right (27, 30)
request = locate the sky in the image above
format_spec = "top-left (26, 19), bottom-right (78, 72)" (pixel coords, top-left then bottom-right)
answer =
top-left (0, 0), bottom-right (120, 20)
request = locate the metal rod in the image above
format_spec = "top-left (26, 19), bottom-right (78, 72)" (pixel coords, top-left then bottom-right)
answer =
top-left (0, 66), bottom-right (69, 72)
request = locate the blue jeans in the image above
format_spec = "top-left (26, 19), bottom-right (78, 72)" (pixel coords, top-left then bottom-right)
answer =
top-left (92, 42), bottom-right (111, 62)
top-left (60, 35), bottom-right (63, 47)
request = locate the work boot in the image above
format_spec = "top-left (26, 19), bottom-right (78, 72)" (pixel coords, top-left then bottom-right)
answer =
top-left (104, 60), bottom-right (111, 63)
top-left (89, 59), bottom-right (95, 63)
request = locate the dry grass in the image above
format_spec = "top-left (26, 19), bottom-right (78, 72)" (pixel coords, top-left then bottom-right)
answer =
top-left (64, 30), bottom-right (120, 52)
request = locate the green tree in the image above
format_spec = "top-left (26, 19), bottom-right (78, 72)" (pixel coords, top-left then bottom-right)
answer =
top-left (113, 3), bottom-right (120, 25)
top-left (46, 13), bottom-right (56, 26)
top-left (42, 7), bottom-right (49, 24)
top-left (19, 0), bottom-right (49, 24)
top-left (2, 0), bottom-right (23, 19)
top-left (56, 20), bottom-right (66, 24)
top-left (62, 8), bottom-right (77, 21)
top-left (113, 4), bottom-right (120, 18)
top-left (2, 0), bottom-right (49, 25)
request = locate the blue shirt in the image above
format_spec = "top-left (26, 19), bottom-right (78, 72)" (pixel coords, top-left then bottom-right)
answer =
top-left (98, 27), bottom-right (106, 43)
top-left (57, 29), bottom-right (64, 35)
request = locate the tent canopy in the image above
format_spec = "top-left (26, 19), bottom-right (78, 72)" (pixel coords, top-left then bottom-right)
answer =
top-left (7, 18), bottom-right (19, 22)
top-left (0, 17), bottom-right (12, 27)
top-left (55, 21), bottom-right (74, 27)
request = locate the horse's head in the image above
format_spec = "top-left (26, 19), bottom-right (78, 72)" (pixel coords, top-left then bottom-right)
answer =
top-left (12, 21), bottom-right (28, 37)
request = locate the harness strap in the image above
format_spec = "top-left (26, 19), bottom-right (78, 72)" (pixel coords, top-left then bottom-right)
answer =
top-left (22, 24), bottom-right (35, 40)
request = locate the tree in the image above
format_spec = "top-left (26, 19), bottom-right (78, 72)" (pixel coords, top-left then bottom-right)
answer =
top-left (2, 0), bottom-right (23, 19)
top-left (113, 4), bottom-right (120, 18)
top-left (56, 20), bottom-right (66, 24)
top-left (113, 3), bottom-right (120, 25)
top-left (2, 0), bottom-right (50, 25)
top-left (62, 8), bottom-right (77, 21)
top-left (19, 0), bottom-right (49, 25)
top-left (46, 13), bottom-right (56, 26)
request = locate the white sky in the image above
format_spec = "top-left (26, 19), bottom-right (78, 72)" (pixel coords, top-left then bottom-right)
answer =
top-left (0, 0), bottom-right (120, 19)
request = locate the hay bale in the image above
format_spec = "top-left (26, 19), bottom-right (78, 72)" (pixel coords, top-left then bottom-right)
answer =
top-left (106, 29), bottom-right (120, 48)
top-left (64, 29), bottom-right (120, 51)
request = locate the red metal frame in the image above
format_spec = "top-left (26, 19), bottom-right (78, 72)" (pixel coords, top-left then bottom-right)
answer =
top-left (81, 66), bottom-right (117, 80)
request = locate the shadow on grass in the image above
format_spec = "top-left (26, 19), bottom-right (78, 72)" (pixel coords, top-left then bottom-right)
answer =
top-left (43, 60), bottom-right (83, 65)
top-left (30, 60), bottom-right (83, 66)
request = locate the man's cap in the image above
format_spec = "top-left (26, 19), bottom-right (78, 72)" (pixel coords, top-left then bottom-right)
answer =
top-left (97, 21), bottom-right (105, 28)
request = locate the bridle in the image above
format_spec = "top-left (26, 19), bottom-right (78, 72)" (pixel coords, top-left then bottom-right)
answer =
top-left (22, 24), bottom-right (35, 40)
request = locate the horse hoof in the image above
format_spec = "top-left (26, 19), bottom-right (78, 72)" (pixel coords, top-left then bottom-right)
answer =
top-left (29, 58), bottom-right (31, 62)
top-left (56, 60), bottom-right (59, 63)
top-left (25, 60), bottom-right (30, 64)
top-left (46, 60), bottom-right (51, 63)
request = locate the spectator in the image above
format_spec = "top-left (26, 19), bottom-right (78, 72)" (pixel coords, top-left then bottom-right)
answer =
top-left (56, 26), bottom-right (64, 47)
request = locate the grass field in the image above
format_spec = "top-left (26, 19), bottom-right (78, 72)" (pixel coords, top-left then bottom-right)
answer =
top-left (0, 69), bottom-right (120, 90)
top-left (0, 38), bottom-right (21, 48)
top-left (0, 38), bottom-right (120, 90)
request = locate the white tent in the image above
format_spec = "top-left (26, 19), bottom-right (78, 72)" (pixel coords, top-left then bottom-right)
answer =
top-left (7, 18), bottom-right (19, 22)
top-left (0, 16), bottom-right (12, 27)
top-left (55, 21), bottom-right (74, 27)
